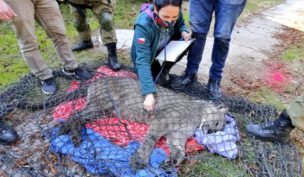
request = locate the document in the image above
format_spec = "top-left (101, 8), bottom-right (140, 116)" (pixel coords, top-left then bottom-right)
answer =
top-left (156, 38), bottom-right (195, 62)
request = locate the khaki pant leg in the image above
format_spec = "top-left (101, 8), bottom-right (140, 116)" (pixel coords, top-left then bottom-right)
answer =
top-left (70, 5), bottom-right (92, 41)
top-left (4, 0), bottom-right (53, 80)
top-left (287, 95), bottom-right (304, 130)
top-left (91, 0), bottom-right (117, 45)
top-left (35, 0), bottom-right (78, 71)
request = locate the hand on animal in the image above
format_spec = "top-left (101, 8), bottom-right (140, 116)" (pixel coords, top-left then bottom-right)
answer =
top-left (143, 93), bottom-right (155, 112)
top-left (0, 0), bottom-right (16, 20)
top-left (181, 31), bottom-right (191, 42)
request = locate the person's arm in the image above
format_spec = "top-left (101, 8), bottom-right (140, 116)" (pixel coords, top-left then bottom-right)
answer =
top-left (133, 25), bottom-right (157, 112)
top-left (175, 11), bottom-right (191, 41)
top-left (175, 11), bottom-right (188, 33)
top-left (0, 0), bottom-right (16, 20)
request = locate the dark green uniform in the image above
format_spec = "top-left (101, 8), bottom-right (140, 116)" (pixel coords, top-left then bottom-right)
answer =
top-left (69, 0), bottom-right (117, 45)
top-left (288, 95), bottom-right (304, 130)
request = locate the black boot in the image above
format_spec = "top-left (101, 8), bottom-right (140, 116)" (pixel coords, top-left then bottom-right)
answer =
top-left (246, 110), bottom-right (294, 143)
top-left (0, 123), bottom-right (18, 145)
top-left (106, 43), bottom-right (121, 71)
top-left (207, 78), bottom-right (222, 100)
top-left (170, 72), bottom-right (197, 89)
top-left (71, 39), bottom-right (94, 52)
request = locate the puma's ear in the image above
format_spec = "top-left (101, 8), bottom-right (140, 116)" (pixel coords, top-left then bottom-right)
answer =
top-left (218, 104), bottom-right (229, 113)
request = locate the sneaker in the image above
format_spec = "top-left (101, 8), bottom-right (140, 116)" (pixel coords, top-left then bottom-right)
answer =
top-left (62, 68), bottom-right (93, 80)
top-left (0, 123), bottom-right (18, 145)
top-left (41, 77), bottom-right (57, 95)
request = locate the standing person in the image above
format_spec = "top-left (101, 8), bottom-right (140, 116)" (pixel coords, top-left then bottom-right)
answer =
top-left (246, 95), bottom-right (304, 143)
top-left (67, 0), bottom-right (121, 71)
top-left (0, 0), bottom-right (92, 145)
top-left (0, 0), bottom-right (92, 95)
top-left (171, 0), bottom-right (247, 100)
top-left (131, 0), bottom-right (191, 112)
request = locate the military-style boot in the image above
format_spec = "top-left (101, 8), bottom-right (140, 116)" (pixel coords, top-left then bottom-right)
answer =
top-left (207, 78), bottom-right (222, 100)
top-left (246, 110), bottom-right (294, 143)
top-left (106, 42), bottom-right (121, 71)
top-left (71, 39), bottom-right (94, 52)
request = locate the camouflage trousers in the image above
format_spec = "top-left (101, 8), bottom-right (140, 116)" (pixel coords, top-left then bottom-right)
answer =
top-left (288, 95), bottom-right (304, 130)
top-left (70, 0), bottom-right (117, 45)
top-left (4, 0), bottom-right (78, 80)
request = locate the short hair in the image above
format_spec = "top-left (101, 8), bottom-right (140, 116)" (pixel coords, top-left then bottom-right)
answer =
top-left (153, 0), bottom-right (183, 11)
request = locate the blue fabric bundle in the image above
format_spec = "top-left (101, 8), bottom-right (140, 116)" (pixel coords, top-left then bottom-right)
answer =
top-left (50, 128), bottom-right (177, 177)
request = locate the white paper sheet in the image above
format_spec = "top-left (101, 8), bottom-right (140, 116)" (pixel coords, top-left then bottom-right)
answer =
top-left (156, 38), bottom-right (195, 62)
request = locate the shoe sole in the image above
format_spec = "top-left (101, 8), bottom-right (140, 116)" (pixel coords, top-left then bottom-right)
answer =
top-left (208, 94), bottom-right (222, 100)
top-left (62, 68), bottom-right (75, 76)
top-left (41, 88), bottom-right (55, 95)
top-left (247, 132), bottom-right (289, 143)
top-left (71, 46), bottom-right (94, 52)
top-left (62, 68), bottom-right (81, 80)
top-left (0, 136), bottom-right (18, 145)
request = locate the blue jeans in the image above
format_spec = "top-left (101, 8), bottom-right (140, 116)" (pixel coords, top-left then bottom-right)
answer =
top-left (186, 0), bottom-right (246, 80)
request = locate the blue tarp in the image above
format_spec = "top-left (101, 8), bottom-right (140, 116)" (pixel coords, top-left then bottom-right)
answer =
top-left (50, 128), bottom-right (177, 177)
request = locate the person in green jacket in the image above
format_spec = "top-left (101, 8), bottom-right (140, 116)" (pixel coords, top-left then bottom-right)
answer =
top-left (131, 0), bottom-right (191, 112)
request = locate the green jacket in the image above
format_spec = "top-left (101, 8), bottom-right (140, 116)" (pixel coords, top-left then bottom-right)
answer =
top-left (131, 5), bottom-right (188, 96)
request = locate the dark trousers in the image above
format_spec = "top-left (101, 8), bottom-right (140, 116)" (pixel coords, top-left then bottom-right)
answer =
top-left (152, 32), bottom-right (190, 83)
top-left (185, 0), bottom-right (246, 80)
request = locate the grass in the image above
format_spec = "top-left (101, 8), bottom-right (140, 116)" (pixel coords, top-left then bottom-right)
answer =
top-left (249, 87), bottom-right (287, 111)
top-left (180, 152), bottom-right (248, 177)
top-left (281, 44), bottom-right (304, 62)
top-left (241, 0), bottom-right (284, 19)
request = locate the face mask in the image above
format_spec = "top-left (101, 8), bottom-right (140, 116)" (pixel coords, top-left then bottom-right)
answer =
top-left (154, 13), bottom-right (176, 28)
top-left (163, 20), bottom-right (176, 28)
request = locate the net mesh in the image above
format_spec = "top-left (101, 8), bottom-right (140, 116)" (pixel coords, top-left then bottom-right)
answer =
top-left (0, 64), bottom-right (302, 177)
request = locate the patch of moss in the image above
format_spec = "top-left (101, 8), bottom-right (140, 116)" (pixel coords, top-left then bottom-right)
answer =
top-left (249, 87), bottom-right (287, 110)
top-left (281, 44), bottom-right (304, 62)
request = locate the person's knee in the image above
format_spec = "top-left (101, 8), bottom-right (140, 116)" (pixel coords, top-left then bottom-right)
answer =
top-left (192, 32), bottom-right (207, 40)
top-left (99, 11), bottom-right (114, 31)
top-left (214, 36), bottom-right (230, 45)
top-left (19, 39), bottom-right (38, 52)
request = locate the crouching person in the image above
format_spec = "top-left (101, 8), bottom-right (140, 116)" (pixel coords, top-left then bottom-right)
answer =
top-left (131, 0), bottom-right (191, 112)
